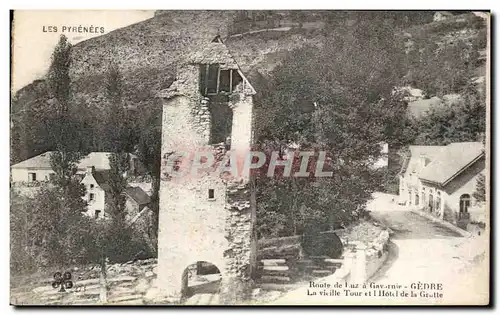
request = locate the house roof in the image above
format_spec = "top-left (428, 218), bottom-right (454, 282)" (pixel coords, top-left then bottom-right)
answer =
top-left (124, 186), bottom-right (151, 206)
top-left (11, 151), bottom-right (54, 169)
top-left (419, 142), bottom-right (484, 185)
top-left (12, 151), bottom-right (117, 170)
top-left (92, 170), bottom-right (111, 192)
top-left (78, 152), bottom-right (112, 170)
top-left (404, 145), bottom-right (445, 174)
top-left (407, 97), bottom-right (443, 119)
top-left (186, 41), bottom-right (239, 69)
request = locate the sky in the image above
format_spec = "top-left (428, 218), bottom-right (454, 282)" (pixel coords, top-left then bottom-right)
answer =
top-left (11, 10), bottom-right (155, 92)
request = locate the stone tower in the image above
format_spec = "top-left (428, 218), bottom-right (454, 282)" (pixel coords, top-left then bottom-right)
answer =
top-left (156, 37), bottom-right (257, 304)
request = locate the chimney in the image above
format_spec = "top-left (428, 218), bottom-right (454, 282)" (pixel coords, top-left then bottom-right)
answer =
top-left (86, 166), bottom-right (95, 175)
top-left (420, 155), bottom-right (429, 168)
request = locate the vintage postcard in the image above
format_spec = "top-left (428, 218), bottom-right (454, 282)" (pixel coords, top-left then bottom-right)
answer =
top-left (10, 10), bottom-right (490, 306)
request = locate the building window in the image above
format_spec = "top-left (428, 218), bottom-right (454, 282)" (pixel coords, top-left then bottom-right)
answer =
top-left (408, 190), bottom-right (412, 205)
top-left (459, 194), bottom-right (471, 215)
top-left (429, 193), bottom-right (434, 212)
top-left (89, 193), bottom-right (95, 202)
top-left (422, 190), bottom-right (426, 206)
top-left (208, 189), bottom-right (215, 200)
top-left (95, 210), bottom-right (101, 219)
top-left (415, 193), bottom-right (419, 206)
top-left (90, 184), bottom-right (94, 189)
top-left (28, 172), bottom-right (37, 182)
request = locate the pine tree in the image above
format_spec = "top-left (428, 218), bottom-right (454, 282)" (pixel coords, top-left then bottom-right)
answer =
top-left (103, 63), bottom-right (136, 152)
top-left (92, 153), bottom-right (135, 302)
top-left (137, 126), bottom-right (161, 249)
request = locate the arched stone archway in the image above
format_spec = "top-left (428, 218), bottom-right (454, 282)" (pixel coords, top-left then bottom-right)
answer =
top-left (181, 261), bottom-right (222, 302)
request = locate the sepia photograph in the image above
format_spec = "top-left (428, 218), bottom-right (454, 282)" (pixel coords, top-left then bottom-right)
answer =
top-left (9, 9), bottom-right (490, 306)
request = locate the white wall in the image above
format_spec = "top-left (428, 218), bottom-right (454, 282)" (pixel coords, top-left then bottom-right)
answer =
top-left (445, 172), bottom-right (481, 221)
top-left (80, 174), bottom-right (106, 219)
top-left (11, 168), bottom-right (54, 182)
top-left (229, 95), bottom-right (254, 182)
top-left (158, 94), bottom-right (228, 298)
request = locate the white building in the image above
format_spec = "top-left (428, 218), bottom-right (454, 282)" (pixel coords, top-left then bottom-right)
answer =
top-left (10, 151), bottom-right (142, 183)
top-left (80, 166), bottom-right (109, 219)
top-left (399, 142), bottom-right (486, 228)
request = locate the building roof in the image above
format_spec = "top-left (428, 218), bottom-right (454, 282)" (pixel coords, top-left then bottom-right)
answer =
top-left (11, 151), bottom-right (55, 169)
top-left (124, 186), bottom-right (151, 206)
top-left (12, 151), bottom-right (115, 170)
top-left (407, 97), bottom-right (443, 119)
top-left (419, 142), bottom-right (484, 185)
top-left (78, 152), bottom-right (112, 170)
top-left (187, 41), bottom-right (239, 69)
top-left (404, 145), bottom-right (445, 174)
top-left (92, 170), bottom-right (111, 192)
top-left (158, 36), bottom-right (256, 98)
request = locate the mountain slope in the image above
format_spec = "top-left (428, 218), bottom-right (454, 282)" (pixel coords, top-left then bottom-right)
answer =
top-left (11, 11), bottom-right (487, 143)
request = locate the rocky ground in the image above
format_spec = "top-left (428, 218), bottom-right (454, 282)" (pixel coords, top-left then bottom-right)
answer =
top-left (11, 259), bottom-right (158, 305)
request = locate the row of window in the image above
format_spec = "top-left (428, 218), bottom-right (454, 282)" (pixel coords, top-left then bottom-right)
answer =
top-left (406, 188), bottom-right (472, 215)
top-left (27, 172), bottom-right (55, 182)
top-left (408, 189), bottom-right (441, 211)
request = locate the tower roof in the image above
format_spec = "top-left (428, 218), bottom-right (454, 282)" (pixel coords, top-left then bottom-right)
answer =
top-left (187, 41), bottom-right (239, 69)
top-left (159, 36), bottom-right (256, 98)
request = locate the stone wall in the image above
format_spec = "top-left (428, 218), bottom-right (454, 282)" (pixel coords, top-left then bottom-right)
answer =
top-left (364, 230), bottom-right (390, 280)
top-left (341, 229), bottom-right (390, 283)
top-left (220, 183), bottom-right (255, 303)
top-left (157, 57), bottom-right (256, 304)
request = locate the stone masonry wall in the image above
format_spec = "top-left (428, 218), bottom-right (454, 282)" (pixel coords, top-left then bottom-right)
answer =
top-left (364, 230), bottom-right (390, 280)
top-left (220, 183), bottom-right (254, 303)
top-left (157, 60), bottom-right (256, 304)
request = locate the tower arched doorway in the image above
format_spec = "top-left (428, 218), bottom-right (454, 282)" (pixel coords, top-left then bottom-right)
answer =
top-left (181, 261), bottom-right (222, 304)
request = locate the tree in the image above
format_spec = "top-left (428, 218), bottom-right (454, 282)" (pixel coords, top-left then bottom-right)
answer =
top-left (106, 153), bottom-right (129, 221)
top-left (48, 35), bottom-right (71, 113)
top-left (254, 13), bottom-right (408, 237)
top-left (91, 153), bottom-right (135, 302)
top-left (473, 173), bottom-right (486, 203)
top-left (137, 126), bottom-right (161, 248)
top-left (46, 35), bottom-right (84, 153)
top-left (102, 63), bottom-right (137, 152)
top-left (11, 36), bottom-right (91, 163)
top-left (405, 38), bottom-right (481, 97)
top-left (10, 188), bottom-right (37, 275)
top-left (413, 83), bottom-right (486, 145)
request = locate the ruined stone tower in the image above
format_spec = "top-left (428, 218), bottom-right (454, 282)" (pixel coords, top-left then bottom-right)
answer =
top-left (156, 37), bottom-right (257, 304)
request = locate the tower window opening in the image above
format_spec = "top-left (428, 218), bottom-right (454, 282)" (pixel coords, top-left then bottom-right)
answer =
top-left (208, 189), bottom-right (215, 200)
top-left (199, 64), bottom-right (244, 96)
